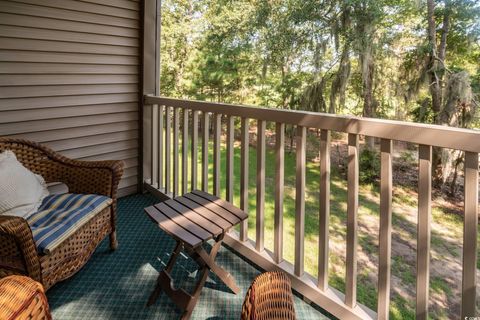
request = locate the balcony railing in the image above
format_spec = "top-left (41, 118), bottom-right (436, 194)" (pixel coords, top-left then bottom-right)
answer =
top-left (143, 95), bottom-right (479, 320)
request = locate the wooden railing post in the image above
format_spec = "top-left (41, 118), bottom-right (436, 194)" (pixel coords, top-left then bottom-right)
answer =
top-left (416, 145), bottom-right (432, 320)
top-left (213, 114), bottom-right (221, 197)
top-left (461, 151), bottom-right (479, 318)
top-left (378, 139), bottom-right (393, 320)
top-left (165, 106), bottom-right (171, 195)
top-left (151, 104), bottom-right (158, 188)
top-left (202, 112), bottom-right (209, 192)
top-left (173, 107), bottom-right (180, 197)
top-left (318, 129), bottom-right (331, 290)
top-left (346, 133), bottom-right (359, 307)
top-left (191, 110), bottom-right (199, 191)
top-left (274, 122), bottom-right (285, 264)
top-left (226, 116), bottom-right (235, 203)
top-left (295, 126), bottom-right (306, 277)
top-left (182, 109), bottom-right (189, 195)
top-left (240, 117), bottom-right (249, 242)
top-left (256, 120), bottom-right (266, 252)
top-left (157, 105), bottom-right (164, 190)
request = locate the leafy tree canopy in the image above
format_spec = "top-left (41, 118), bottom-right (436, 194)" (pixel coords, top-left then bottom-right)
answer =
top-left (160, 0), bottom-right (480, 128)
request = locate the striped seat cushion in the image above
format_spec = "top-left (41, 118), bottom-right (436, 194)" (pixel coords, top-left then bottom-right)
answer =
top-left (27, 193), bottom-right (112, 254)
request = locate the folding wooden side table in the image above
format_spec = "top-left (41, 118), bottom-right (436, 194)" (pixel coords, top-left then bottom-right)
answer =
top-left (145, 190), bottom-right (248, 320)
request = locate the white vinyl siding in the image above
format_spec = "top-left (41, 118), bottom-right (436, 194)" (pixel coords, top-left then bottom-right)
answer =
top-left (0, 0), bottom-right (141, 197)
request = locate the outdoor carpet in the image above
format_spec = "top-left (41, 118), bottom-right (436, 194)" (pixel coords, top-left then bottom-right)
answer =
top-left (47, 193), bottom-right (332, 319)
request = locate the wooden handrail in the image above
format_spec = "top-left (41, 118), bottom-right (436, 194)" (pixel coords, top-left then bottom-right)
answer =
top-left (145, 95), bottom-right (480, 153)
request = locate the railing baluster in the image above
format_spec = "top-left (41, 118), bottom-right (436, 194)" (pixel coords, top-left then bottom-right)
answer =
top-left (240, 117), bottom-right (249, 242)
top-left (416, 145), bottom-right (432, 320)
top-left (191, 110), bottom-right (199, 191)
top-left (461, 151), bottom-right (479, 318)
top-left (157, 105), bottom-right (164, 190)
top-left (318, 129), bottom-right (331, 290)
top-left (346, 133), bottom-right (359, 307)
top-left (173, 107), bottom-right (180, 197)
top-left (182, 109), bottom-right (189, 195)
top-left (202, 112), bottom-right (209, 192)
top-left (256, 120), bottom-right (266, 252)
top-left (213, 114), bottom-right (221, 197)
top-left (378, 139), bottom-right (393, 320)
top-left (151, 104), bottom-right (158, 188)
top-left (274, 122), bottom-right (285, 264)
top-left (295, 126), bottom-right (306, 276)
top-left (165, 106), bottom-right (171, 195)
top-left (226, 116), bottom-right (234, 203)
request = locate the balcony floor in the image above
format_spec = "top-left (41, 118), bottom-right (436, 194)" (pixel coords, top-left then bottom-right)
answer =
top-left (46, 194), bottom-right (331, 319)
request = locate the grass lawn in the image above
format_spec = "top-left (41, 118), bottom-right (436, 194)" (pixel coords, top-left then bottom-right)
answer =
top-left (159, 127), bottom-right (477, 320)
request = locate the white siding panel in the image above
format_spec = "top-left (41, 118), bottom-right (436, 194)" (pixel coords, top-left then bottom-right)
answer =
top-left (0, 93), bottom-right (138, 111)
top-left (0, 74), bottom-right (138, 86)
top-left (0, 51), bottom-right (138, 65)
top-left (0, 0), bottom-right (141, 196)
top-left (0, 103), bottom-right (138, 123)
top-left (8, 121), bottom-right (138, 142)
top-left (0, 1), bottom-right (139, 28)
top-left (10, 0), bottom-right (139, 19)
top-left (0, 112), bottom-right (138, 135)
top-left (0, 13), bottom-right (139, 37)
top-left (0, 37), bottom-right (138, 55)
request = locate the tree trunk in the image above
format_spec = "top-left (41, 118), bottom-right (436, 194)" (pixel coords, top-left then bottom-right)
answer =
top-left (360, 41), bottom-right (376, 149)
top-left (427, 0), bottom-right (442, 119)
top-left (428, 0), bottom-right (453, 185)
top-left (353, 1), bottom-right (377, 150)
top-left (329, 43), bottom-right (351, 114)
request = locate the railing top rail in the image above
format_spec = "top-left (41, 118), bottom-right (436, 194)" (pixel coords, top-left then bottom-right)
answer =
top-left (145, 95), bottom-right (480, 153)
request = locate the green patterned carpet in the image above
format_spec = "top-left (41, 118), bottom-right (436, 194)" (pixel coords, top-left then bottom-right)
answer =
top-left (47, 194), bottom-right (331, 319)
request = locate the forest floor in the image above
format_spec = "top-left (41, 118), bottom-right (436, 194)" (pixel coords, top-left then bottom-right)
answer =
top-left (187, 128), bottom-right (478, 319)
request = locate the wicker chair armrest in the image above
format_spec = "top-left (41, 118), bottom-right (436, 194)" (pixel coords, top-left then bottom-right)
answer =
top-left (0, 216), bottom-right (42, 283)
top-left (54, 158), bottom-right (124, 199)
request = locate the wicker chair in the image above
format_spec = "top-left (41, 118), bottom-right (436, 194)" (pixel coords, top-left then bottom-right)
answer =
top-left (241, 271), bottom-right (296, 320)
top-left (0, 138), bottom-right (124, 290)
top-left (0, 275), bottom-right (51, 320)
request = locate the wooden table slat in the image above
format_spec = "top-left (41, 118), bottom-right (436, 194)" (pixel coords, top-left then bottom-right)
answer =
top-left (145, 206), bottom-right (202, 247)
top-left (165, 199), bottom-right (223, 236)
top-left (192, 190), bottom-right (248, 220)
top-left (154, 203), bottom-right (212, 241)
top-left (183, 193), bottom-right (240, 225)
top-left (174, 196), bottom-right (232, 231)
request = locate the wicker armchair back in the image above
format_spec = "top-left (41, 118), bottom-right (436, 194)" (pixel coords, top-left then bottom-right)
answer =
top-left (0, 138), bottom-right (122, 196)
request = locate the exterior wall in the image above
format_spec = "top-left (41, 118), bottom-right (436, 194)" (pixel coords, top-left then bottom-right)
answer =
top-left (0, 0), bottom-right (142, 197)
top-left (141, 0), bottom-right (160, 191)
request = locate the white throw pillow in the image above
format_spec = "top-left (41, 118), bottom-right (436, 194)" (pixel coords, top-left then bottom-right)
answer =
top-left (0, 150), bottom-right (49, 219)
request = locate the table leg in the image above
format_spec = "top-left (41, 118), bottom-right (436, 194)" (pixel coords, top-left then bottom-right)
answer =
top-left (181, 266), bottom-right (209, 320)
top-left (193, 234), bottom-right (240, 294)
top-left (147, 241), bottom-right (183, 306)
top-left (147, 233), bottom-right (239, 319)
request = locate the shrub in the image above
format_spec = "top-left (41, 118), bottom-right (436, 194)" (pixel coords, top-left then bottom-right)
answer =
top-left (359, 148), bottom-right (380, 184)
